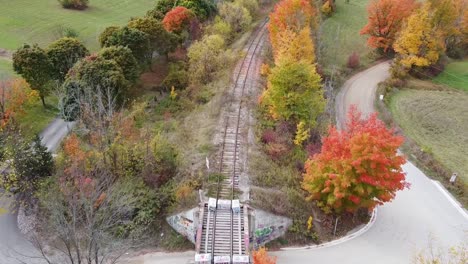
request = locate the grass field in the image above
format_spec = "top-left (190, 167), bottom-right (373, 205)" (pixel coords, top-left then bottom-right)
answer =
top-left (433, 60), bottom-right (468, 92)
top-left (17, 96), bottom-right (59, 139)
top-left (0, 0), bottom-right (155, 51)
top-left (320, 0), bottom-right (372, 72)
top-left (390, 88), bottom-right (468, 183)
top-left (0, 59), bottom-right (16, 79)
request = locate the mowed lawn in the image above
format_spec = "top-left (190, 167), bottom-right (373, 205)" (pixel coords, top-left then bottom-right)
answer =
top-left (433, 60), bottom-right (468, 92)
top-left (390, 89), bottom-right (468, 183)
top-left (320, 0), bottom-right (372, 72)
top-left (0, 0), bottom-right (155, 51)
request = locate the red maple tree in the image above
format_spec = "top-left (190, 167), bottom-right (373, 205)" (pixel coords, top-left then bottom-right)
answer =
top-left (302, 106), bottom-right (408, 213)
top-left (162, 6), bottom-right (193, 32)
top-left (360, 0), bottom-right (419, 53)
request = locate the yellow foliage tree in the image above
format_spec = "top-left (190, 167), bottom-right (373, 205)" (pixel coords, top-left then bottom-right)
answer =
top-left (393, 4), bottom-right (444, 68)
top-left (294, 121), bottom-right (310, 146)
top-left (274, 26), bottom-right (316, 65)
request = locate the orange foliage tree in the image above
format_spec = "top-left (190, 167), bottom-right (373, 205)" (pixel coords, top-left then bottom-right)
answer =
top-left (302, 107), bottom-right (408, 213)
top-left (360, 0), bottom-right (419, 53)
top-left (163, 6), bottom-right (193, 32)
top-left (253, 247), bottom-right (277, 264)
top-left (0, 78), bottom-right (38, 129)
top-left (268, 0), bottom-right (317, 54)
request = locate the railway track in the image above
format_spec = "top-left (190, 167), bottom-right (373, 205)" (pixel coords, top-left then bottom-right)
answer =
top-left (195, 20), bottom-right (268, 264)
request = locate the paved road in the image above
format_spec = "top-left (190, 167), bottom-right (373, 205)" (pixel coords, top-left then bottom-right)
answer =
top-left (0, 118), bottom-right (72, 263)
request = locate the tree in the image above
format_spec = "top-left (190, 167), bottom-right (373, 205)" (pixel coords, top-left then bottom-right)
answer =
top-left (146, 0), bottom-right (177, 20)
top-left (99, 26), bottom-right (120, 47)
top-left (187, 34), bottom-right (228, 84)
top-left (58, 0), bottom-right (89, 10)
top-left (67, 55), bottom-right (129, 105)
top-left (261, 59), bottom-right (325, 128)
top-left (98, 46), bottom-right (139, 83)
top-left (268, 0), bottom-right (318, 53)
top-left (253, 247), bottom-right (277, 264)
top-left (273, 26), bottom-right (315, 65)
top-left (128, 16), bottom-right (180, 58)
top-left (0, 79), bottom-right (38, 129)
top-left (102, 27), bottom-right (152, 66)
top-left (47, 37), bottom-right (89, 82)
top-left (179, 0), bottom-right (216, 20)
top-left (163, 6), bottom-right (194, 33)
top-left (302, 107), bottom-right (408, 213)
top-left (0, 134), bottom-right (53, 207)
top-left (360, 0), bottom-right (419, 53)
top-left (218, 2), bottom-right (252, 34)
top-left (12, 44), bottom-right (52, 107)
top-left (393, 4), bottom-right (444, 68)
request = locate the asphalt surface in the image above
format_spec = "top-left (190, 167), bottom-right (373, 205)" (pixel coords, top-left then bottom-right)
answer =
top-left (0, 118), bottom-right (72, 263)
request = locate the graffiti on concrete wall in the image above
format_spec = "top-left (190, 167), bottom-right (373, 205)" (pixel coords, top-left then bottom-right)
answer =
top-left (253, 225), bottom-right (285, 246)
top-left (167, 214), bottom-right (196, 244)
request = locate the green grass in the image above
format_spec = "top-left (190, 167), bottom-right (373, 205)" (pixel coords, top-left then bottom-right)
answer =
top-left (0, 59), bottom-right (17, 80)
top-left (433, 60), bottom-right (468, 91)
top-left (390, 88), bottom-right (468, 183)
top-left (0, 0), bottom-right (155, 51)
top-left (320, 0), bottom-right (372, 72)
top-left (17, 96), bottom-right (59, 139)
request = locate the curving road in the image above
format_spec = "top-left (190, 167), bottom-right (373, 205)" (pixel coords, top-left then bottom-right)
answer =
top-left (274, 61), bottom-right (468, 263)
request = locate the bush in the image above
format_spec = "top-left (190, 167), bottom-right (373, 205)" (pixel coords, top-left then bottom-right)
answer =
top-left (347, 52), bottom-right (360, 69)
top-left (234, 0), bottom-right (259, 17)
top-left (161, 62), bottom-right (189, 90)
top-left (99, 26), bottom-right (120, 47)
top-left (188, 34), bottom-right (228, 84)
top-left (206, 16), bottom-right (233, 42)
top-left (58, 0), bottom-right (89, 10)
top-left (218, 2), bottom-right (252, 34)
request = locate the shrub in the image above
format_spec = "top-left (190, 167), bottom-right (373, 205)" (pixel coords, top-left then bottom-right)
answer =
top-left (58, 0), bottom-right (89, 10)
top-left (162, 62), bottom-right (189, 90)
top-left (321, 1), bottom-right (333, 17)
top-left (234, 0), bottom-right (259, 17)
top-left (99, 26), bottom-right (120, 47)
top-left (206, 16), bottom-right (233, 42)
top-left (218, 2), bottom-right (252, 34)
top-left (346, 52), bottom-right (360, 69)
top-left (188, 34), bottom-right (227, 84)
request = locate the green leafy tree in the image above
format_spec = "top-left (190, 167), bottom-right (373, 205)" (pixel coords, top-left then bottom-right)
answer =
top-left (262, 59), bottom-right (325, 128)
top-left (218, 2), bottom-right (252, 34)
top-left (0, 134), bottom-right (53, 207)
top-left (99, 26), bottom-right (120, 47)
top-left (47, 37), bottom-right (89, 82)
top-left (102, 27), bottom-right (152, 66)
top-left (98, 46), bottom-right (139, 83)
top-left (12, 44), bottom-right (52, 107)
top-left (68, 56), bottom-right (130, 103)
top-left (187, 34), bottom-right (228, 84)
top-left (179, 0), bottom-right (216, 20)
top-left (146, 0), bottom-right (177, 20)
top-left (127, 17), bottom-right (180, 58)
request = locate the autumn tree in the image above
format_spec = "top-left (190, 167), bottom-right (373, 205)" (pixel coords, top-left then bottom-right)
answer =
top-left (302, 107), bottom-right (408, 213)
top-left (261, 59), bottom-right (325, 128)
top-left (218, 2), bottom-right (252, 34)
top-left (163, 6), bottom-right (194, 33)
top-left (47, 37), bottom-right (89, 82)
top-left (128, 16), bottom-right (180, 58)
top-left (188, 34), bottom-right (229, 84)
top-left (360, 0), bottom-right (419, 53)
top-left (393, 4), bottom-right (444, 69)
top-left (253, 247), bottom-right (277, 264)
top-left (0, 79), bottom-right (38, 129)
top-left (12, 44), bottom-right (52, 107)
top-left (268, 0), bottom-right (317, 53)
top-left (273, 26), bottom-right (315, 65)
